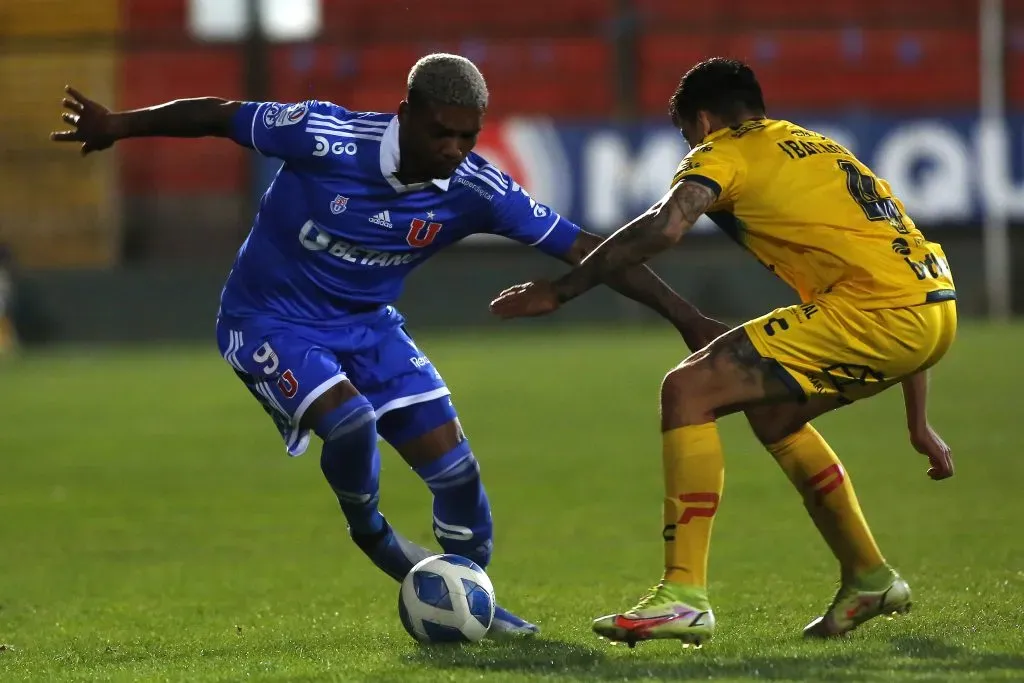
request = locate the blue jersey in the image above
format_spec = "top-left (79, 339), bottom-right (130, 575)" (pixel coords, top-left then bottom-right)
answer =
top-left (220, 100), bottom-right (581, 324)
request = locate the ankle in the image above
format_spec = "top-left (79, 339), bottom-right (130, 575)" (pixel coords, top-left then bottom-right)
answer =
top-left (850, 563), bottom-right (894, 590)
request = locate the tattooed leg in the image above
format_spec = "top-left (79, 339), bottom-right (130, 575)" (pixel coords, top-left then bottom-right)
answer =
top-left (660, 327), bottom-right (799, 431)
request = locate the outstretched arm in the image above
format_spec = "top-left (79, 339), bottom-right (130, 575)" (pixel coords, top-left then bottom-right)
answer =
top-left (489, 180), bottom-right (717, 321)
top-left (902, 371), bottom-right (954, 480)
top-left (51, 86), bottom-right (240, 155)
top-left (550, 180), bottom-right (717, 305)
top-left (561, 230), bottom-right (725, 349)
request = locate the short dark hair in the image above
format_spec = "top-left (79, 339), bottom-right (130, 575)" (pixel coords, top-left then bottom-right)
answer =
top-left (669, 58), bottom-right (766, 125)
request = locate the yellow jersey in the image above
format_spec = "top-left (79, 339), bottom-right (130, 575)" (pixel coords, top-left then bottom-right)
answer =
top-left (671, 118), bottom-right (955, 309)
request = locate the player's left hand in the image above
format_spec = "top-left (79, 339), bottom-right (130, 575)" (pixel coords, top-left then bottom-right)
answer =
top-left (909, 423), bottom-right (954, 481)
top-left (489, 281), bottom-right (560, 319)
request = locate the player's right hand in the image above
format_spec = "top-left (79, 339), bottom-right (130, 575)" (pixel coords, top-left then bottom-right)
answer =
top-left (909, 423), bottom-right (954, 481)
top-left (489, 281), bottom-right (560, 319)
top-left (50, 86), bottom-right (118, 155)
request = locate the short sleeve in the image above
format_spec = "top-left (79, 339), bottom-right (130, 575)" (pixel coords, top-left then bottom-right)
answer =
top-left (488, 176), bottom-right (580, 258)
top-left (670, 141), bottom-right (746, 204)
top-left (229, 100), bottom-right (350, 161)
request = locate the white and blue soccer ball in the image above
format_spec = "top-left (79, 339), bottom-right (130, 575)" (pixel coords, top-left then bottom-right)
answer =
top-left (398, 554), bottom-right (495, 643)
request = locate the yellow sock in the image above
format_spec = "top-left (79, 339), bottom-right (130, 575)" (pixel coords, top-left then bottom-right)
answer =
top-left (768, 425), bottom-right (884, 581)
top-left (662, 423), bottom-right (724, 589)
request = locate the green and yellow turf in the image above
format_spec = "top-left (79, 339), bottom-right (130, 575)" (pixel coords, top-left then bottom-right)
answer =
top-left (1, 325), bottom-right (1022, 681)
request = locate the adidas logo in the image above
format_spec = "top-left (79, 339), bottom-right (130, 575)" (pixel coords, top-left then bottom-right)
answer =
top-left (369, 211), bottom-right (393, 229)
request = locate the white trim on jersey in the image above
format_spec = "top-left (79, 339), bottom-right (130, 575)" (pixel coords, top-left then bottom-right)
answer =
top-left (528, 214), bottom-right (562, 247)
top-left (307, 112), bottom-right (389, 129)
top-left (305, 116), bottom-right (387, 137)
top-left (479, 165), bottom-right (509, 188)
top-left (475, 172), bottom-right (507, 196)
top-left (250, 104), bottom-right (264, 155)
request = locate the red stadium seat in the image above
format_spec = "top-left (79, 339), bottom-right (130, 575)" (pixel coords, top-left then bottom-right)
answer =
top-left (269, 38), bottom-right (613, 117)
top-left (1003, 0), bottom-right (1024, 23)
top-left (121, 0), bottom-right (187, 36)
top-left (118, 49), bottom-right (246, 193)
top-left (1009, 42), bottom-right (1024, 106)
top-left (635, 0), bottom-right (976, 27)
top-left (321, 0), bottom-right (614, 40)
top-left (638, 28), bottom-right (979, 114)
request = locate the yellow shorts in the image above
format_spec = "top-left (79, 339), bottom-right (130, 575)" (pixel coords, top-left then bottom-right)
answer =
top-left (743, 296), bottom-right (957, 403)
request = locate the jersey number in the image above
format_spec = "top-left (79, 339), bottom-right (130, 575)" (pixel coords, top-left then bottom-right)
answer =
top-left (837, 160), bottom-right (908, 234)
top-left (252, 342), bottom-right (280, 375)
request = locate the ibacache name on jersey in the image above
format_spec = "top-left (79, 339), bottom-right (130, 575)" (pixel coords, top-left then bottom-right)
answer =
top-left (776, 138), bottom-right (851, 160)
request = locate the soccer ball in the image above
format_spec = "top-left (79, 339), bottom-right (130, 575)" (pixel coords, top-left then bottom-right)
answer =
top-left (398, 554), bottom-right (495, 643)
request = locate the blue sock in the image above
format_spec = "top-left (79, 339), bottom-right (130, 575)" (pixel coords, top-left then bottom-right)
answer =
top-left (351, 521), bottom-right (434, 581)
top-left (316, 395), bottom-right (385, 536)
top-left (414, 440), bottom-right (493, 568)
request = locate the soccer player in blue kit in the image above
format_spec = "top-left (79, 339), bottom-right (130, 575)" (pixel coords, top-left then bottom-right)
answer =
top-left (51, 53), bottom-right (708, 637)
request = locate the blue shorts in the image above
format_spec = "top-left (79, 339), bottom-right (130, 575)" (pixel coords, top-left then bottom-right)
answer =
top-left (216, 307), bottom-right (450, 456)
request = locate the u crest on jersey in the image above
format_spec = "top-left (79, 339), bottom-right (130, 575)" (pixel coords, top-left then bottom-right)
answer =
top-left (407, 217), bottom-right (443, 247)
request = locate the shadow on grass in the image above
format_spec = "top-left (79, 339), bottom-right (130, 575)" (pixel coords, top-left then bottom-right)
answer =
top-left (407, 634), bottom-right (1024, 681)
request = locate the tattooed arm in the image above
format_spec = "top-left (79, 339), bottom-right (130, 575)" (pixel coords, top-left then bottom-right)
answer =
top-left (489, 179), bottom-right (718, 322)
top-left (559, 230), bottom-right (715, 343)
top-left (550, 180), bottom-right (718, 305)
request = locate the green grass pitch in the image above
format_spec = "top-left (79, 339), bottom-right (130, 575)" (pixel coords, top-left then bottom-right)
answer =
top-left (1, 325), bottom-right (1023, 682)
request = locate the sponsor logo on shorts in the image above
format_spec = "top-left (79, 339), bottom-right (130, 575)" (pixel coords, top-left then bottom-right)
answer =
top-left (799, 303), bottom-right (818, 321)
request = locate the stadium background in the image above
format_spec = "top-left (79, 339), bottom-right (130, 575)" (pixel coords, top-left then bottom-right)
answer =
top-left (3, 0), bottom-right (1024, 344)
top-left (4, 4), bottom-right (1024, 680)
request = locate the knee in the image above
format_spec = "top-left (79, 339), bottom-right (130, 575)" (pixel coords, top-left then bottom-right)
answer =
top-left (317, 395), bottom-right (377, 474)
top-left (315, 394), bottom-right (376, 441)
top-left (660, 364), bottom-right (712, 425)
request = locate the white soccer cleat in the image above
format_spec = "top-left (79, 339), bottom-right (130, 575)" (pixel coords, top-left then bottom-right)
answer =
top-left (804, 571), bottom-right (912, 638)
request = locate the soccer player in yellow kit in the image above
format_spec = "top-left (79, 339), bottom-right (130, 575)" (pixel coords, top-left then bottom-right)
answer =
top-left (490, 58), bottom-right (957, 646)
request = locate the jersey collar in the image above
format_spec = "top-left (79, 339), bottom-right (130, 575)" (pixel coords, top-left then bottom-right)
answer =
top-left (700, 117), bottom-right (769, 145)
top-left (701, 127), bottom-right (733, 144)
top-left (379, 116), bottom-right (451, 193)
